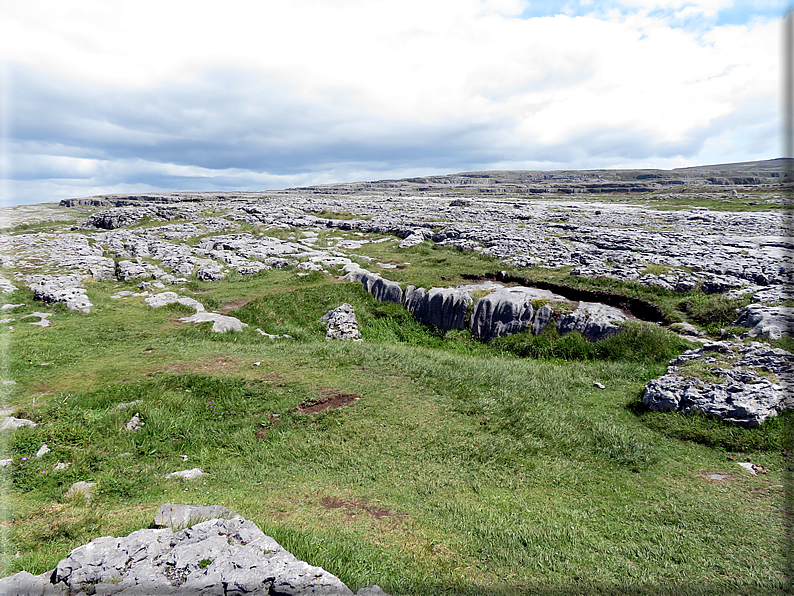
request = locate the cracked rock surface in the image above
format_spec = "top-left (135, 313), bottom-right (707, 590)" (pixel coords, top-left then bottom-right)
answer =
top-left (642, 341), bottom-right (793, 427)
top-left (0, 506), bottom-right (391, 596)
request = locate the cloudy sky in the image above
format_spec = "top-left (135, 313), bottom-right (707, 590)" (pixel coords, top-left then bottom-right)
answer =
top-left (0, 0), bottom-right (788, 206)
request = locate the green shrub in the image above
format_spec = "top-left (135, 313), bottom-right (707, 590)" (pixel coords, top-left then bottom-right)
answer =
top-left (679, 292), bottom-right (745, 326)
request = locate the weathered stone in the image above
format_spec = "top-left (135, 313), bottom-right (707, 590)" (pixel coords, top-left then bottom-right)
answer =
top-left (469, 288), bottom-right (535, 341)
top-left (123, 413), bottom-right (144, 431)
top-left (116, 260), bottom-right (149, 281)
top-left (165, 468), bottom-right (205, 480)
top-left (556, 302), bottom-right (627, 342)
top-left (65, 481), bottom-right (97, 503)
top-left (0, 417), bottom-right (37, 431)
top-left (733, 304), bottom-right (794, 339)
top-left (28, 276), bottom-right (92, 313)
top-left (404, 286), bottom-right (472, 332)
top-left (196, 266), bottom-right (226, 281)
top-left (531, 303), bottom-right (554, 335)
top-left (179, 312), bottom-right (247, 332)
top-left (321, 303), bottom-right (362, 341)
top-left (642, 341), bottom-right (793, 427)
top-left (0, 511), bottom-right (391, 596)
top-left (23, 312), bottom-right (52, 327)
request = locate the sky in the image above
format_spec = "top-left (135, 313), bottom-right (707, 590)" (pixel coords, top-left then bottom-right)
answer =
top-left (0, 0), bottom-right (789, 206)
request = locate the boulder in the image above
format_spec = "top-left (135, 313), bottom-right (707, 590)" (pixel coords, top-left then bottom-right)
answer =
top-left (469, 288), bottom-right (535, 341)
top-left (556, 302), bottom-right (626, 342)
top-left (0, 510), bottom-right (392, 596)
top-left (321, 303), bottom-right (362, 341)
top-left (154, 503), bottom-right (237, 528)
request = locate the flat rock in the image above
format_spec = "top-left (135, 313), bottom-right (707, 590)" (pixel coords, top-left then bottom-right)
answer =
top-left (179, 312), bottom-right (247, 332)
top-left (0, 416), bottom-right (37, 431)
top-left (165, 468), bottom-right (205, 480)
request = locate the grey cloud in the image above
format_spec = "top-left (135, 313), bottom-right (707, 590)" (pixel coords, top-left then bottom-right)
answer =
top-left (4, 63), bottom-right (778, 205)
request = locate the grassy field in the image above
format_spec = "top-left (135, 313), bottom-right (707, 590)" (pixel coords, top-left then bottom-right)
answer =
top-left (0, 239), bottom-right (790, 595)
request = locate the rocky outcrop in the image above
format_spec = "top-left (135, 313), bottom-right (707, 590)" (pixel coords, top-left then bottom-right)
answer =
top-left (469, 287), bottom-right (536, 340)
top-left (642, 341), bottom-right (793, 427)
top-left (321, 304), bottom-right (362, 341)
top-left (556, 302), bottom-right (627, 342)
top-left (343, 267), bottom-right (402, 304)
top-left (0, 505), bottom-right (391, 595)
top-left (403, 286), bottom-right (472, 332)
top-left (27, 275), bottom-right (93, 313)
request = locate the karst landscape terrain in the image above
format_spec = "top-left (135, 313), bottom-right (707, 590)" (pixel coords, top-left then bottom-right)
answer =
top-left (0, 158), bottom-right (792, 595)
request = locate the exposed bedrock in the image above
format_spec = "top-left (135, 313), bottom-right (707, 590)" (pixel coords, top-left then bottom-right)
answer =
top-left (642, 341), bottom-right (793, 427)
top-left (343, 268), bottom-right (403, 304)
top-left (0, 504), bottom-right (390, 595)
top-left (469, 287), bottom-right (558, 340)
top-left (403, 285), bottom-right (473, 332)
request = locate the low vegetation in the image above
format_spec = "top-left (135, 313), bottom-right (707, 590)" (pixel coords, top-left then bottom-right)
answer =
top-left (0, 240), bottom-right (789, 595)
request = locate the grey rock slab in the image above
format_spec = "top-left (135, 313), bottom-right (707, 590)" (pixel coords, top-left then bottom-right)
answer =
top-left (0, 570), bottom-right (68, 595)
top-left (179, 312), bottom-right (248, 332)
top-left (144, 292), bottom-right (205, 311)
top-left (24, 312), bottom-right (52, 327)
top-left (1, 303), bottom-right (24, 310)
top-left (0, 276), bottom-right (17, 293)
top-left (531, 303), bottom-right (554, 335)
top-left (35, 443), bottom-right (50, 458)
top-left (0, 416), bottom-right (37, 431)
top-left (154, 503), bottom-right (238, 529)
top-left (734, 304), bottom-right (794, 339)
top-left (404, 286), bottom-right (472, 332)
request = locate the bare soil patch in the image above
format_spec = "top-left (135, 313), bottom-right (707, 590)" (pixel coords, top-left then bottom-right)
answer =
top-left (293, 390), bottom-right (363, 414)
top-left (320, 496), bottom-right (405, 520)
top-left (218, 299), bottom-right (249, 313)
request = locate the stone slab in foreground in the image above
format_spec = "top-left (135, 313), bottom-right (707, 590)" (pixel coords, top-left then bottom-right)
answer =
top-left (0, 504), bottom-right (390, 596)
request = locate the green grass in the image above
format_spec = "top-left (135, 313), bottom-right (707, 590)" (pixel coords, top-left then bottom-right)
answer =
top-left (0, 245), bottom-right (788, 595)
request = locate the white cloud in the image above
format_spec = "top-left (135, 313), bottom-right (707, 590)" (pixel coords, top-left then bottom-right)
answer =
top-left (0, 0), bottom-right (784, 204)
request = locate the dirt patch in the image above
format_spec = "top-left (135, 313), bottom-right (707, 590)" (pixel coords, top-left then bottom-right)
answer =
top-left (218, 299), bottom-right (249, 313)
top-left (320, 496), bottom-right (405, 520)
top-left (293, 390), bottom-right (363, 414)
